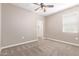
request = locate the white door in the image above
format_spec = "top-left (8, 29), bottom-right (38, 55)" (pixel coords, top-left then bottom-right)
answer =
top-left (37, 19), bottom-right (43, 39)
top-left (0, 3), bottom-right (1, 53)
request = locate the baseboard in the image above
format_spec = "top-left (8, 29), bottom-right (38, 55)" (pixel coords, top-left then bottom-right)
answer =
top-left (45, 37), bottom-right (79, 47)
top-left (1, 39), bottom-right (38, 50)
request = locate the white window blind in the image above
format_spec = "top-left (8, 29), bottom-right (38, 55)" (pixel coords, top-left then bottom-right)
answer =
top-left (63, 12), bottom-right (78, 33)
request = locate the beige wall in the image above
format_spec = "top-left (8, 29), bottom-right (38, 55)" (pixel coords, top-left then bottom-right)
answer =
top-left (2, 3), bottom-right (79, 47)
top-left (1, 3), bottom-right (44, 47)
top-left (45, 5), bottom-right (79, 44)
top-left (0, 4), bottom-right (1, 49)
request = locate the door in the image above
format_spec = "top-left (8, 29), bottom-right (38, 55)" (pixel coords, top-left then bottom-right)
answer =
top-left (0, 3), bottom-right (1, 53)
top-left (37, 19), bottom-right (43, 39)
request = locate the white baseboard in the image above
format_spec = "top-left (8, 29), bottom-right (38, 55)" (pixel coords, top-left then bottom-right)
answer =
top-left (45, 37), bottom-right (79, 47)
top-left (1, 39), bottom-right (38, 50)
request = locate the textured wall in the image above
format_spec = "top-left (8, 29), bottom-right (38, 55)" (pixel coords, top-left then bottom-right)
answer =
top-left (45, 5), bottom-right (79, 44)
top-left (1, 3), bottom-right (44, 47)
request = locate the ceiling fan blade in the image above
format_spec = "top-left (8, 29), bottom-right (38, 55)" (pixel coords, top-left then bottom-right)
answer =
top-left (35, 7), bottom-right (40, 11)
top-left (46, 5), bottom-right (54, 7)
top-left (33, 3), bottom-right (40, 6)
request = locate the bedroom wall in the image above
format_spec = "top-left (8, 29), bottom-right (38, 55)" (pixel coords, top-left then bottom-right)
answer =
top-left (45, 5), bottom-right (79, 44)
top-left (1, 3), bottom-right (44, 47)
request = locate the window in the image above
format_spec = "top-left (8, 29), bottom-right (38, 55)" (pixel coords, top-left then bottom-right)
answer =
top-left (63, 12), bottom-right (78, 33)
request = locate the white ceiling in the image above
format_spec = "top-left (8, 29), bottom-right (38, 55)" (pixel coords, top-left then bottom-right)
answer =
top-left (12, 3), bottom-right (79, 16)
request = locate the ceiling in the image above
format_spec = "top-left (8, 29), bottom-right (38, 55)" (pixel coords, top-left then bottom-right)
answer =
top-left (12, 3), bottom-right (79, 16)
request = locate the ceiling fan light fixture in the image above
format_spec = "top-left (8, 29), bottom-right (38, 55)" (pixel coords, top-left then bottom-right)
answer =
top-left (33, 3), bottom-right (54, 12)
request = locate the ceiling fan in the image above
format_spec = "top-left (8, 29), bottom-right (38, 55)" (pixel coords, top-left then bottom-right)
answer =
top-left (33, 3), bottom-right (54, 12)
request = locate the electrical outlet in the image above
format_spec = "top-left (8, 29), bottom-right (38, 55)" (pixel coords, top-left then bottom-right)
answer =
top-left (22, 36), bottom-right (24, 39)
top-left (75, 37), bottom-right (78, 40)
